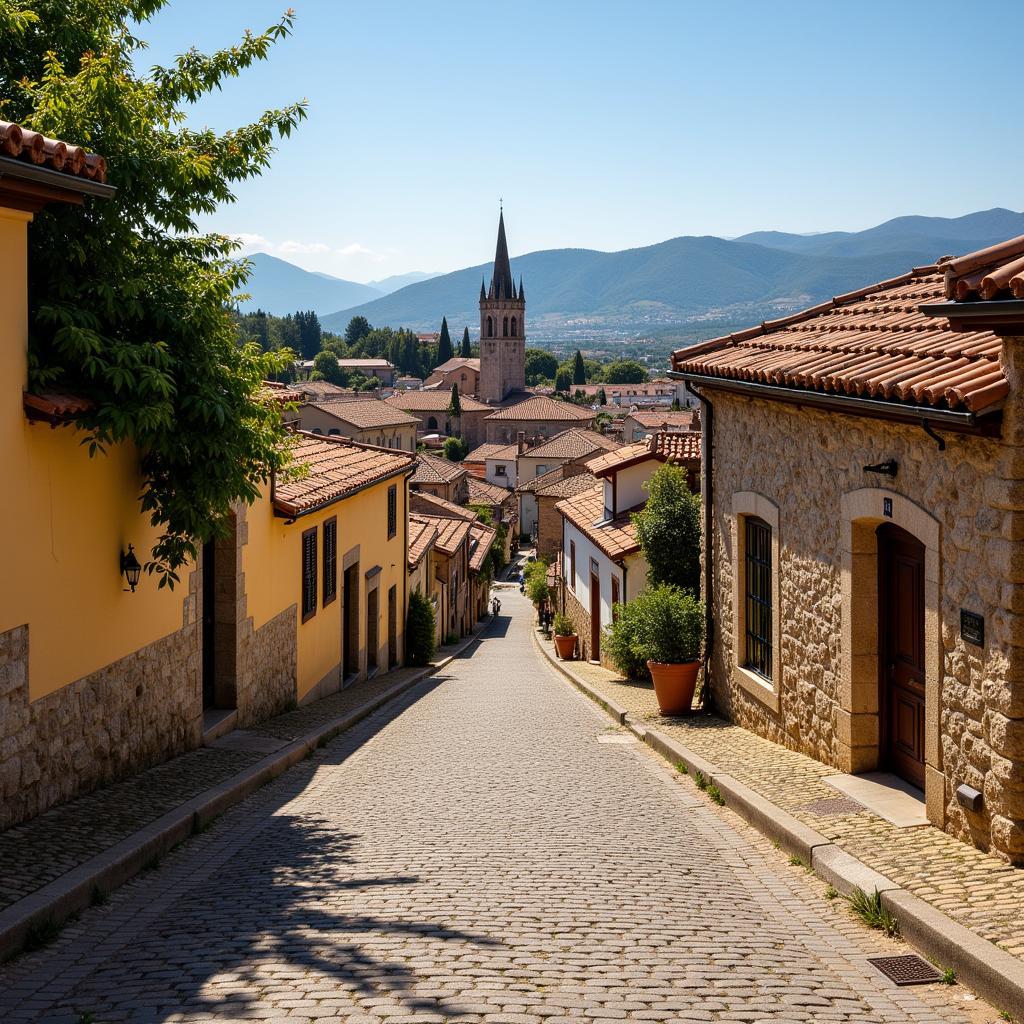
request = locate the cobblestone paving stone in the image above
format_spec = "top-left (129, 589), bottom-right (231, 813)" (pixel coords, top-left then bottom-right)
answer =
top-left (563, 656), bottom-right (1024, 959)
top-left (0, 644), bottom-right (475, 913)
top-left (0, 592), bottom-right (999, 1022)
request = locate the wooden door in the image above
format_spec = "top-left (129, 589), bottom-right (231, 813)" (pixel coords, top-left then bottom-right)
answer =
top-left (878, 524), bottom-right (926, 789)
top-left (590, 572), bottom-right (601, 662)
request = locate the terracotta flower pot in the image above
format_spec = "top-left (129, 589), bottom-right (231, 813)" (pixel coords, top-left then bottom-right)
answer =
top-left (554, 633), bottom-right (578, 660)
top-left (647, 660), bottom-right (700, 715)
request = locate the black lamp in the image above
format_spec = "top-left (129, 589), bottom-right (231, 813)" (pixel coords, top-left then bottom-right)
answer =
top-left (120, 544), bottom-right (142, 592)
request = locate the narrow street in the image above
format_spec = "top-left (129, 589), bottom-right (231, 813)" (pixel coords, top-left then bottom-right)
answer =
top-left (0, 591), bottom-right (992, 1023)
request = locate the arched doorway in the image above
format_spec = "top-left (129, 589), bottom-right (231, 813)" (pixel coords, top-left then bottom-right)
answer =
top-left (877, 523), bottom-right (926, 789)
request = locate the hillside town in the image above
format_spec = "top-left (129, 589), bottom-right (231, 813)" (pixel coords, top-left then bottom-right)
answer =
top-left (3, 5), bottom-right (1024, 1023)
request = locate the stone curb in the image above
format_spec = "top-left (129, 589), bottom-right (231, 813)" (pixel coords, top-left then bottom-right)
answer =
top-left (0, 620), bottom-right (491, 964)
top-left (531, 629), bottom-right (1024, 1018)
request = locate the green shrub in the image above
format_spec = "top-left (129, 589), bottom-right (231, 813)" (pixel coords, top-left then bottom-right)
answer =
top-left (633, 462), bottom-right (702, 595)
top-left (603, 605), bottom-right (650, 681)
top-left (552, 613), bottom-right (575, 637)
top-left (406, 589), bottom-right (436, 666)
top-left (604, 585), bottom-right (704, 675)
top-left (524, 560), bottom-right (549, 605)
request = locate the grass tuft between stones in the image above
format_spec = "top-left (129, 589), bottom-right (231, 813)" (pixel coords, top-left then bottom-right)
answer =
top-left (844, 887), bottom-right (900, 938)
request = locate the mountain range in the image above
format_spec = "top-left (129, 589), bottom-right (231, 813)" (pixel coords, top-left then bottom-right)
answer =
top-left (240, 209), bottom-right (1024, 343)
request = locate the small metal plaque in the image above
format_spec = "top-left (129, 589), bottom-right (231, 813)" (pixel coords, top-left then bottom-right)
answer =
top-left (961, 609), bottom-right (984, 647)
top-left (883, 497), bottom-right (893, 518)
top-left (867, 955), bottom-right (942, 986)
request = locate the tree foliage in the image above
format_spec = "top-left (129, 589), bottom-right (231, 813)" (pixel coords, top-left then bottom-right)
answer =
top-left (447, 382), bottom-right (461, 418)
top-left (554, 368), bottom-right (571, 392)
top-left (633, 462), bottom-right (701, 594)
top-left (344, 315), bottom-right (371, 347)
top-left (524, 348), bottom-right (558, 385)
top-left (436, 316), bottom-right (453, 364)
top-left (442, 435), bottom-right (468, 462)
top-left (604, 359), bottom-right (648, 384)
top-left (460, 326), bottom-right (472, 358)
top-left (3, 2), bottom-right (307, 585)
top-left (406, 588), bottom-right (436, 666)
top-left (572, 350), bottom-right (586, 385)
top-left (310, 350), bottom-right (345, 385)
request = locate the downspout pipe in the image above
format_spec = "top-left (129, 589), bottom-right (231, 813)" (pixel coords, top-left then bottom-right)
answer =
top-left (686, 380), bottom-right (714, 711)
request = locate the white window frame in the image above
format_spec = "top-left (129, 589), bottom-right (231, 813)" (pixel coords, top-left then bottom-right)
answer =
top-left (731, 492), bottom-right (781, 712)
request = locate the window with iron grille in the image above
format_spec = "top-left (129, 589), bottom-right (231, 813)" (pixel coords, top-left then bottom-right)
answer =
top-left (301, 527), bottom-right (317, 622)
top-left (387, 485), bottom-right (397, 539)
top-left (744, 517), bottom-right (772, 679)
top-left (322, 517), bottom-right (337, 607)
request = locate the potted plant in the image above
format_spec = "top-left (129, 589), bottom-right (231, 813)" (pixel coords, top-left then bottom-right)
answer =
top-left (636, 585), bottom-right (705, 714)
top-left (552, 612), bottom-right (578, 660)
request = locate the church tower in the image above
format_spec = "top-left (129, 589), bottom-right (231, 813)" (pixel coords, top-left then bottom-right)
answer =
top-left (479, 210), bottom-right (525, 404)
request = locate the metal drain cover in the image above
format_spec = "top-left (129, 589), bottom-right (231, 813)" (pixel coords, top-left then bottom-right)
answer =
top-left (867, 955), bottom-right (942, 986)
top-left (596, 733), bottom-right (637, 744)
top-left (800, 796), bottom-right (866, 817)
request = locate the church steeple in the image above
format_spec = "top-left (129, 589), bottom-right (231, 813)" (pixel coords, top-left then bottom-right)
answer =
top-left (490, 210), bottom-right (515, 301)
top-left (478, 208), bottom-right (526, 404)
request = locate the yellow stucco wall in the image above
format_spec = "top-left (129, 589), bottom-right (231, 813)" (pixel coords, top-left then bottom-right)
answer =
top-left (0, 210), bottom-right (189, 701)
top-left (245, 476), bottom-right (409, 701)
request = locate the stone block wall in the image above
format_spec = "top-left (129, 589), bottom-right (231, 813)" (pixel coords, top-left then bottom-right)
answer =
top-left (708, 384), bottom-right (1024, 861)
top-left (0, 569), bottom-right (202, 831)
top-left (536, 495), bottom-right (562, 559)
top-left (560, 586), bottom-right (590, 661)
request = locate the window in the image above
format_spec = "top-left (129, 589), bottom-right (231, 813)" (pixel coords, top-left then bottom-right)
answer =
top-left (536, 464), bottom-right (548, 476)
top-left (503, 316), bottom-right (509, 337)
top-left (569, 541), bottom-right (576, 592)
top-left (387, 484), bottom-right (398, 540)
top-left (486, 316), bottom-right (493, 338)
top-left (427, 416), bottom-right (438, 431)
top-left (495, 464), bottom-right (507, 477)
top-left (744, 517), bottom-right (772, 679)
top-left (322, 517), bottom-right (337, 607)
top-left (511, 316), bottom-right (517, 337)
top-left (301, 527), bottom-right (317, 622)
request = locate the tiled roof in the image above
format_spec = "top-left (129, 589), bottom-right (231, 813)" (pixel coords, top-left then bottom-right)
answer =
top-left (408, 514), bottom-right (438, 568)
top-left (467, 476), bottom-right (513, 506)
top-left (412, 453), bottom-right (467, 485)
top-left (336, 359), bottom-right (394, 369)
top-left (535, 471), bottom-right (599, 500)
top-left (524, 428), bottom-right (620, 460)
top-left (557, 485), bottom-right (640, 561)
top-left (626, 409), bottom-right (697, 429)
top-left (943, 235), bottom-right (1024, 301)
top-left (273, 432), bottom-right (413, 517)
top-left (409, 491), bottom-right (476, 521)
top-left (484, 395), bottom-right (595, 422)
top-left (585, 432), bottom-right (701, 478)
top-left (385, 391), bottom-right (489, 412)
top-left (546, 559), bottom-right (561, 588)
top-left (23, 391), bottom-right (93, 423)
top-left (516, 464), bottom-right (568, 495)
top-left (671, 265), bottom-right (1006, 415)
top-left (432, 357), bottom-right (480, 373)
top-left (0, 120), bottom-right (107, 182)
top-left (652, 431), bottom-right (701, 462)
top-left (413, 514), bottom-right (472, 556)
top-left (464, 442), bottom-right (518, 463)
top-left (295, 381), bottom-right (352, 399)
top-left (311, 400), bottom-right (417, 429)
top-left (469, 523), bottom-right (497, 573)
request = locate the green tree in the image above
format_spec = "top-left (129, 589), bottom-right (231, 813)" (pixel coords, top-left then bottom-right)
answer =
top-left (447, 382), bottom-right (462, 418)
top-left (633, 462), bottom-right (701, 594)
top-left (437, 316), bottom-right (453, 364)
top-left (406, 588), bottom-right (437, 666)
top-left (238, 309), bottom-right (270, 350)
top-left (5, 3), bottom-right (306, 585)
top-left (345, 315), bottom-right (371, 347)
top-left (572, 349), bottom-right (586, 385)
top-left (555, 368), bottom-right (572, 392)
top-left (597, 387), bottom-right (608, 406)
top-left (442, 435), bottom-right (468, 462)
top-left (524, 348), bottom-right (558, 385)
top-left (604, 359), bottom-right (648, 384)
top-left (295, 309), bottom-right (322, 359)
top-left (310, 350), bottom-right (344, 385)
top-left (460, 326), bottom-right (472, 358)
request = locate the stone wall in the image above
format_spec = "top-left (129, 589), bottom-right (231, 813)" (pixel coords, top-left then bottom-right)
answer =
top-left (536, 495), bottom-right (562, 559)
top-left (561, 586), bottom-right (590, 661)
top-left (0, 570), bottom-right (201, 830)
top-left (707, 383), bottom-right (1024, 861)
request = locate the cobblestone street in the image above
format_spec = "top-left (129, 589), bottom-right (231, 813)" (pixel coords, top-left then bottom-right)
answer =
top-left (0, 591), bottom-right (999, 1023)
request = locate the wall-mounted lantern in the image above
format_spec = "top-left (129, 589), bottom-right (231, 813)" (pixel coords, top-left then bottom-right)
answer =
top-left (121, 544), bottom-right (142, 592)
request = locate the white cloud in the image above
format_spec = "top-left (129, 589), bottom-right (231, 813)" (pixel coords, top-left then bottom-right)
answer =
top-left (233, 234), bottom-right (385, 263)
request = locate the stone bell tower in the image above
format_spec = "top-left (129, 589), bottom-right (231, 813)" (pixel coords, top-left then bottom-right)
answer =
top-left (478, 209), bottom-right (525, 404)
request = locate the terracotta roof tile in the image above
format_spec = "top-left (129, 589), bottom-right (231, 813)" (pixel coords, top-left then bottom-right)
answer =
top-left (408, 514), bottom-right (438, 567)
top-left (385, 391), bottom-right (489, 412)
top-left (260, 380), bottom-right (303, 404)
top-left (467, 476), bottom-right (514, 506)
top-left (463, 442), bottom-right (518, 463)
top-left (273, 432), bottom-right (413, 517)
top-left (432, 357), bottom-right (480, 373)
top-left (0, 120), bottom-right (107, 182)
top-left (23, 391), bottom-right (93, 423)
top-left (585, 432), bottom-right (700, 478)
top-left (556, 485), bottom-right (640, 560)
top-left (310, 400), bottom-right (417, 429)
top-left (409, 491), bottom-right (476, 521)
top-left (535, 471), bottom-right (599, 500)
top-left (943, 236), bottom-right (1024, 301)
top-left (626, 409), bottom-right (697, 429)
top-left (671, 265), bottom-right (1006, 414)
top-left (484, 395), bottom-right (595, 422)
top-left (469, 522), bottom-right (497, 573)
top-left (524, 428), bottom-right (620, 459)
top-left (413, 513), bottom-right (472, 556)
top-left (412, 453), bottom-right (467, 486)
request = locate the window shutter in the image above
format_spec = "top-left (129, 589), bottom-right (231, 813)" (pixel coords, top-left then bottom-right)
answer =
top-left (301, 528), bottom-right (317, 622)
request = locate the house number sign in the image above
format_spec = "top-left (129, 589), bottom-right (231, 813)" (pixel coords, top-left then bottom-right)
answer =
top-left (961, 610), bottom-right (984, 648)
top-left (883, 497), bottom-right (893, 518)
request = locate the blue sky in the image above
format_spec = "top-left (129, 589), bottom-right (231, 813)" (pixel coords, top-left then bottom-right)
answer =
top-left (141, 0), bottom-right (1023, 283)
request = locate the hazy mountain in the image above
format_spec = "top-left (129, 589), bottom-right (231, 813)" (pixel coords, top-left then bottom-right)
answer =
top-left (321, 207), bottom-right (1024, 335)
top-left (366, 271), bottom-right (440, 294)
top-left (239, 253), bottom-right (382, 314)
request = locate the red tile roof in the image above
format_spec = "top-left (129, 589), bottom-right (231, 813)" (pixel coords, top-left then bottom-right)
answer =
top-left (23, 391), bottom-right (93, 424)
top-left (484, 395), bottom-right (595, 422)
top-left (273, 433), bottom-right (413, 517)
top-left (942, 236), bottom-right (1024, 301)
top-left (413, 513), bottom-right (472, 556)
top-left (463, 442), bottom-right (518, 463)
top-left (524, 428), bottom-right (620, 460)
top-left (412, 453), bottom-right (467, 486)
top-left (584, 432), bottom-right (700, 478)
top-left (260, 380), bottom-right (303, 404)
top-left (672, 266), bottom-right (1006, 415)
top-left (626, 409), bottom-right (697, 429)
top-left (469, 522), bottom-right (497, 573)
top-left (310, 400), bottom-right (417, 429)
top-left (556, 485), bottom-right (640, 561)
top-left (408, 514), bottom-right (438, 568)
top-left (409, 491), bottom-right (476, 521)
top-left (0, 120), bottom-right (107, 182)
top-left (535, 471), bottom-right (599, 500)
top-left (467, 476), bottom-right (514, 506)
top-left (385, 391), bottom-right (489, 412)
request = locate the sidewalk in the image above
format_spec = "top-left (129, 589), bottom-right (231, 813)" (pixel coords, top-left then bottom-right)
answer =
top-left (533, 627), bottom-right (1024, 1017)
top-left (0, 621), bottom-right (491, 961)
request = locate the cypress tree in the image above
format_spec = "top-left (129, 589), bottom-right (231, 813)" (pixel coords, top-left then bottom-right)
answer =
top-left (437, 316), bottom-right (454, 364)
top-left (447, 382), bottom-right (462, 418)
top-left (461, 326), bottom-right (472, 358)
top-left (572, 349), bottom-right (586, 385)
